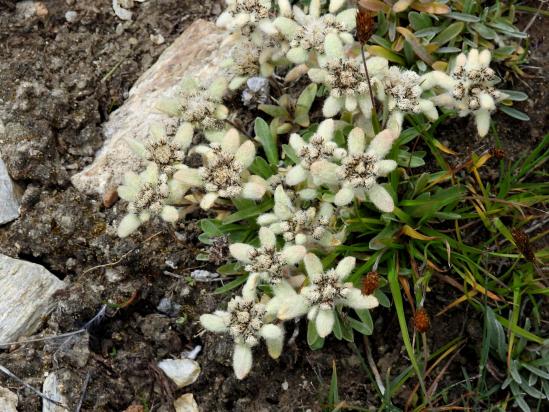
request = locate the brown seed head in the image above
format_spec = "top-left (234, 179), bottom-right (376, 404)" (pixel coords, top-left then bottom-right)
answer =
top-left (361, 271), bottom-right (380, 295)
top-left (489, 147), bottom-right (506, 160)
top-left (355, 6), bottom-right (374, 44)
top-left (511, 228), bottom-right (535, 262)
top-left (414, 308), bottom-right (430, 333)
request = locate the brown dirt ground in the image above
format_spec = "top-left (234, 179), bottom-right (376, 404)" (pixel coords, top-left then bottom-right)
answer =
top-left (0, 1), bottom-right (547, 411)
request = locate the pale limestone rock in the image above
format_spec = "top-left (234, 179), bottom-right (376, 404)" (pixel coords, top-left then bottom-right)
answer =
top-left (71, 20), bottom-right (236, 195)
top-left (0, 156), bottom-right (19, 225)
top-left (0, 386), bottom-right (18, 412)
top-left (158, 358), bottom-right (200, 388)
top-left (42, 372), bottom-right (69, 412)
top-left (174, 393), bottom-right (199, 412)
top-left (0, 254), bottom-right (65, 344)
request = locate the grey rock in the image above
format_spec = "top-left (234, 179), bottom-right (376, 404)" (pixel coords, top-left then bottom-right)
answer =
top-left (71, 20), bottom-right (238, 195)
top-left (157, 297), bottom-right (182, 317)
top-left (0, 156), bottom-right (19, 225)
top-left (42, 372), bottom-right (69, 412)
top-left (242, 76), bottom-right (270, 108)
top-left (0, 254), bottom-right (65, 344)
top-left (174, 393), bottom-right (199, 412)
top-left (0, 386), bottom-right (18, 412)
top-left (158, 358), bottom-right (201, 388)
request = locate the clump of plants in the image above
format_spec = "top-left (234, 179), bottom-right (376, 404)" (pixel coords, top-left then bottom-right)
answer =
top-left (115, 0), bottom-right (547, 409)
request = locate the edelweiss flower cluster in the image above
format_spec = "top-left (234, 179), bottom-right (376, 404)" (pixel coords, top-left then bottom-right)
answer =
top-left (424, 49), bottom-right (506, 137)
top-left (115, 0), bottom-right (517, 380)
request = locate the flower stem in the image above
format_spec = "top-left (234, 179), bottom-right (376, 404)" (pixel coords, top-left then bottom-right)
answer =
top-left (360, 44), bottom-right (377, 116)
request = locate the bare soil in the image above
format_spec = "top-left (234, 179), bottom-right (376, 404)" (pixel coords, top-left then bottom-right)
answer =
top-left (0, 1), bottom-right (547, 411)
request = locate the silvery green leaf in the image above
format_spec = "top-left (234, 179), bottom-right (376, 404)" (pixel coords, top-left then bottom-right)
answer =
top-left (500, 106), bottom-right (530, 121)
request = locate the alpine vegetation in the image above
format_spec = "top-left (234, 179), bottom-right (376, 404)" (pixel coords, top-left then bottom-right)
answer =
top-left (114, 0), bottom-right (536, 400)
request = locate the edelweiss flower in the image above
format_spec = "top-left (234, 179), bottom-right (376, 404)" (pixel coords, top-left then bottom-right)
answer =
top-left (200, 274), bottom-right (284, 379)
top-left (308, 34), bottom-right (388, 118)
top-left (378, 66), bottom-right (438, 135)
top-left (127, 122), bottom-right (193, 179)
top-left (334, 128), bottom-right (398, 213)
top-left (224, 39), bottom-right (275, 90)
top-left (285, 119), bottom-right (346, 186)
top-left (117, 164), bottom-right (183, 237)
top-left (156, 77), bottom-right (228, 139)
top-left (274, 0), bottom-right (356, 64)
top-left (258, 186), bottom-right (337, 247)
top-left (173, 129), bottom-right (267, 209)
top-left (217, 0), bottom-right (276, 35)
top-left (230, 227), bottom-right (306, 284)
top-left (424, 49), bottom-right (506, 137)
top-left (275, 254), bottom-right (379, 337)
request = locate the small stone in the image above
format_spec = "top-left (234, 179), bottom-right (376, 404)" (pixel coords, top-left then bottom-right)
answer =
top-left (158, 358), bottom-right (200, 388)
top-left (123, 406), bottom-right (144, 412)
top-left (190, 269), bottom-right (218, 281)
top-left (242, 76), bottom-right (269, 108)
top-left (0, 156), bottom-right (19, 225)
top-left (0, 386), bottom-right (18, 412)
top-left (150, 33), bottom-right (165, 45)
top-left (157, 297), bottom-right (182, 317)
top-left (16, 1), bottom-right (38, 18)
top-left (102, 187), bottom-right (119, 208)
top-left (0, 254), bottom-right (65, 344)
top-left (35, 2), bottom-right (48, 16)
top-left (174, 393), bottom-right (199, 412)
top-left (42, 372), bottom-right (68, 412)
top-left (113, 0), bottom-right (132, 21)
top-left (64, 10), bottom-right (77, 22)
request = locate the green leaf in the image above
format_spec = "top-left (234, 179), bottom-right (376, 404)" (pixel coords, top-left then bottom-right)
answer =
top-left (349, 313), bottom-right (373, 336)
top-left (500, 106), bottom-right (530, 121)
top-left (447, 12), bottom-right (480, 22)
top-left (249, 156), bottom-right (274, 179)
top-left (333, 310), bottom-right (343, 340)
top-left (432, 22), bottom-right (465, 45)
top-left (307, 320), bottom-right (325, 350)
top-left (408, 12), bottom-right (432, 31)
top-left (327, 361), bottom-right (340, 407)
top-left (254, 117), bottom-right (279, 165)
top-left (486, 307), bottom-right (506, 359)
top-left (216, 262), bottom-right (243, 275)
top-left (282, 144), bottom-right (299, 164)
top-left (295, 83), bottom-right (317, 127)
top-left (200, 219), bottom-right (222, 236)
top-left (509, 360), bottom-right (523, 384)
top-left (522, 363), bottom-right (549, 380)
top-left (213, 275), bottom-right (248, 294)
top-left (258, 104), bottom-right (290, 119)
top-left (223, 198), bottom-right (274, 225)
top-left (500, 90), bottom-right (528, 101)
top-left (471, 23), bottom-right (497, 40)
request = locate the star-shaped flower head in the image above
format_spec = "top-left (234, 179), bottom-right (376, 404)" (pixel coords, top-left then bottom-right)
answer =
top-left (285, 119), bottom-right (346, 187)
top-left (258, 185), bottom-right (337, 247)
top-left (378, 66), bottom-right (439, 135)
top-left (275, 253), bottom-right (379, 337)
top-left (217, 0), bottom-right (276, 36)
top-left (127, 122), bottom-right (194, 179)
top-left (173, 129), bottom-right (268, 209)
top-left (424, 49), bottom-right (506, 137)
top-left (223, 39), bottom-right (277, 90)
top-left (334, 128), bottom-right (398, 213)
top-left (155, 77), bottom-right (228, 141)
top-left (200, 274), bottom-right (284, 379)
top-left (117, 163), bottom-right (184, 237)
top-left (273, 0), bottom-right (357, 64)
top-left (308, 34), bottom-right (388, 118)
top-left (230, 227), bottom-right (306, 284)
